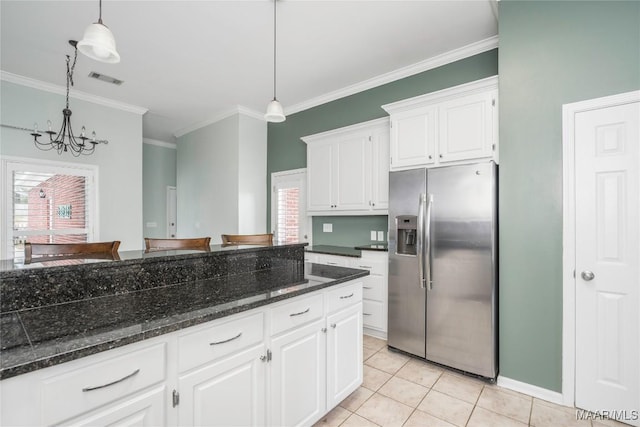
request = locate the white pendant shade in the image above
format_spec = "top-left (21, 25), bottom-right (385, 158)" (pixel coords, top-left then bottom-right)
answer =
top-left (77, 22), bottom-right (120, 63)
top-left (265, 99), bottom-right (286, 123)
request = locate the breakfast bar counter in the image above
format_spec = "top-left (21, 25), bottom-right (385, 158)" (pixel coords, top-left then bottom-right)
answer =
top-left (0, 243), bottom-right (368, 380)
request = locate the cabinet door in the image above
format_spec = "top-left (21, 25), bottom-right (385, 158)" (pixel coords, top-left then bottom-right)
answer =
top-left (178, 344), bottom-right (266, 427)
top-left (334, 133), bottom-right (370, 211)
top-left (370, 126), bottom-right (390, 210)
top-left (326, 304), bottom-right (363, 409)
top-left (61, 386), bottom-right (166, 427)
top-left (307, 141), bottom-right (334, 211)
top-left (390, 107), bottom-right (436, 169)
top-left (270, 318), bottom-right (326, 427)
top-left (438, 90), bottom-right (496, 163)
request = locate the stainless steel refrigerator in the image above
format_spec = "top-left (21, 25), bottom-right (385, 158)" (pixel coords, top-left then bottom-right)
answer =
top-left (387, 162), bottom-right (497, 379)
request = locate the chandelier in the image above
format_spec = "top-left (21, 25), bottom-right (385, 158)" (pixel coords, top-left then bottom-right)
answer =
top-left (31, 40), bottom-right (108, 156)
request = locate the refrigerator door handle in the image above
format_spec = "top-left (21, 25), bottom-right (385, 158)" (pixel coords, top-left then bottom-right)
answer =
top-left (425, 194), bottom-right (434, 291)
top-left (417, 193), bottom-right (427, 289)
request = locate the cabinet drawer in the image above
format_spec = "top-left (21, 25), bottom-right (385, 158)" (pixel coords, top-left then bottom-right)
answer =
top-left (41, 343), bottom-right (166, 426)
top-left (362, 300), bottom-right (385, 330)
top-left (178, 311), bottom-right (264, 372)
top-left (314, 254), bottom-right (351, 267)
top-left (271, 293), bottom-right (324, 336)
top-left (362, 275), bottom-right (384, 301)
top-left (350, 258), bottom-right (386, 276)
top-left (326, 281), bottom-right (362, 313)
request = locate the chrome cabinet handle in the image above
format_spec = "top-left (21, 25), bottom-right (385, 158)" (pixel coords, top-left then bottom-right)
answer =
top-left (331, 323), bottom-right (337, 328)
top-left (82, 369), bottom-right (140, 392)
top-left (363, 286), bottom-right (372, 289)
top-left (327, 262), bottom-right (339, 265)
top-left (321, 327), bottom-right (327, 333)
top-left (210, 332), bottom-right (242, 346)
top-left (290, 308), bottom-right (310, 317)
top-left (581, 271), bottom-right (595, 281)
top-left (363, 313), bottom-right (372, 316)
top-left (358, 265), bottom-right (373, 269)
top-left (339, 293), bottom-right (354, 299)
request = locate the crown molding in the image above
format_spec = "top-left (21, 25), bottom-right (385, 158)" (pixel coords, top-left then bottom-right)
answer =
top-left (1, 70), bottom-right (148, 115)
top-left (285, 35), bottom-right (499, 116)
top-left (174, 105), bottom-right (264, 138)
top-left (143, 138), bottom-right (177, 149)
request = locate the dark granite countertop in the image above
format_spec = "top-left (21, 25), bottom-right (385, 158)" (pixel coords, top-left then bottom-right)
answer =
top-left (0, 262), bottom-right (368, 380)
top-left (305, 244), bottom-right (388, 257)
top-left (354, 244), bottom-right (388, 252)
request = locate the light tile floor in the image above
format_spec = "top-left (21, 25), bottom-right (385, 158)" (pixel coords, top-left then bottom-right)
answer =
top-left (314, 335), bottom-right (631, 427)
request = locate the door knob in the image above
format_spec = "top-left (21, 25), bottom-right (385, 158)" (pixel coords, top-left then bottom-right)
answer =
top-left (581, 270), bottom-right (595, 281)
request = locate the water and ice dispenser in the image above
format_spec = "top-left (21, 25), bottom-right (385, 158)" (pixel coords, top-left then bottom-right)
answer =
top-left (395, 215), bottom-right (417, 256)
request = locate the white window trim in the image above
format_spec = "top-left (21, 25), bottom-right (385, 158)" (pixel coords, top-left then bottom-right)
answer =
top-left (270, 168), bottom-right (309, 245)
top-left (1, 156), bottom-right (100, 260)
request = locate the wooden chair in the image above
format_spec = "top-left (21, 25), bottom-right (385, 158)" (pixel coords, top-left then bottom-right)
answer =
top-left (24, 241), bottom-right (121, 263)
top-left (221, 233), bottom-right (273, 245)
top-left (144, 237), bottom-right (211, 251)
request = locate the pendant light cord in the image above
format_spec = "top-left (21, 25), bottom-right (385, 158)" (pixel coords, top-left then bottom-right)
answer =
top-left (65, 47), bottom-right (78, 109)
top-left (273, 0), bottom-right (277, 100)
top-left (98, 0), bottom-right (103, 24)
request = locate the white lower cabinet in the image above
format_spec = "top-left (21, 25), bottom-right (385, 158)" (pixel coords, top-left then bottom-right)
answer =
top-left (177, 344), bottom-right (266, 427)
top-left (270, 318), bottom-right (327, 427)
top-left (312, 251), bottom-right (388, 339)
top-left (0, 280), bottom-right (363, 427)
top-left (62, 386), bottom-right (166, 427)
top-left (326, 304), bottom-right (363, 408)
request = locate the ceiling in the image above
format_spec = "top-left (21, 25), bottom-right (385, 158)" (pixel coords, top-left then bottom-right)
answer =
top-left (0, 1), bottom-right (498, 143)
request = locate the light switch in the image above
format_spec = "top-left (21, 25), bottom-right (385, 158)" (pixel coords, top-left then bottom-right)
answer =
top-left (377, 231), bottom-right (384, 241)
top-left (323, 223), bottom-right (333, 232)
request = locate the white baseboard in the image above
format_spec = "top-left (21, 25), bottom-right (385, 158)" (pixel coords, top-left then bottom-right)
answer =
top-left (498, 376), bottom-right (567, 406)
top-left (363, 328), bottom-right (387, 341)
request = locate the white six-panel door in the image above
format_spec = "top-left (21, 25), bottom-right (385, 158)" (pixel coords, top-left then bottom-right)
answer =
top-left (573, 99), bottom-right (639, 424)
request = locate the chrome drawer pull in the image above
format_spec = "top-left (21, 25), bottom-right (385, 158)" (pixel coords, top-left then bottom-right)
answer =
top-left (358, 265), bottom-right (373, 269)
top-left (363, 313), bottom-right (372, 316)
top-left (339, 293), bottom-right (354, 299)
top-left (327, 262), bottom-right (339, 265)
top-left (363, 286), bottom-right (372, 289)
top-left (210, 332), bottom-right (242, 346)
top-left (82, 369), bottom-right (140, 392)
top-left (290, 308), bottom-right (310, 317)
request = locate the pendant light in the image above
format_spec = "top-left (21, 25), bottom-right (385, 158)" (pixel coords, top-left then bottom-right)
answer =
top-left (265, 0), bottom-right (286, 123)
top-left (77, 0), bottom-right (120, 63)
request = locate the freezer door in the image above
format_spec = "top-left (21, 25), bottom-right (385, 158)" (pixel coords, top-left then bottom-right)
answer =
top-left (426, 162), bottom-right (497, 378)
top-left (388, 168), bottom-right (427, 358)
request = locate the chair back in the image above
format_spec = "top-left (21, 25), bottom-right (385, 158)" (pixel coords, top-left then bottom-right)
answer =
top-left (24, 241), bottom-right (121, 263)
top-left (144, 237), bottom-right (211, 251)
top-left (221, 233), bottom-right (273, 245)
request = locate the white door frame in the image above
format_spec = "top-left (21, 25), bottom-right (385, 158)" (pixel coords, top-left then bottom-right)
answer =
top-left (270, 168), bottom-right (309, 244)
top-left (561, 89), bottom-right (640, 406)
top-left (166, 186), bottom-right (177, 238)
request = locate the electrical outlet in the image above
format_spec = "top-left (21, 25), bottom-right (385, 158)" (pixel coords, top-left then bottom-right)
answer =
top-left (370, 230), bottom-right (377, 240)
top-left (323, 223), bottom-right (333, 232)
top-left (377, 231), bottom-right (384, 241)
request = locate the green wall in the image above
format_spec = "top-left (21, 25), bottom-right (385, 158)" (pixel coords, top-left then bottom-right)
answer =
top-left (311, 216), bottom-right (388, 247)
top-left (266, 49), bottom-right (499, 238)
top-left (498, 1), bottom-right (640, 391)
top-left (142, 143), bottom-right (177, 239)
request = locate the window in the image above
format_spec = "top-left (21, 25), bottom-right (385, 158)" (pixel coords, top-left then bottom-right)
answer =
top-left (271, 169), bottom-right (307, 245)
top-left (2, 157), bottom-right (97, 260)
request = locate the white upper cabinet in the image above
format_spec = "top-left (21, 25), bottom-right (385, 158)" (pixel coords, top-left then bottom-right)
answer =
top-left (383, 76), bottom-right (499, 170)
top-left (389, 106), bottom-right (437, 169)
top-left (303, 118), bottom-right (390, 215)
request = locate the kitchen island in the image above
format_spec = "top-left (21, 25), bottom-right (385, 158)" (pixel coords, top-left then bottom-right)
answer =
top-left (0, 243), bottom-right (368, 426)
